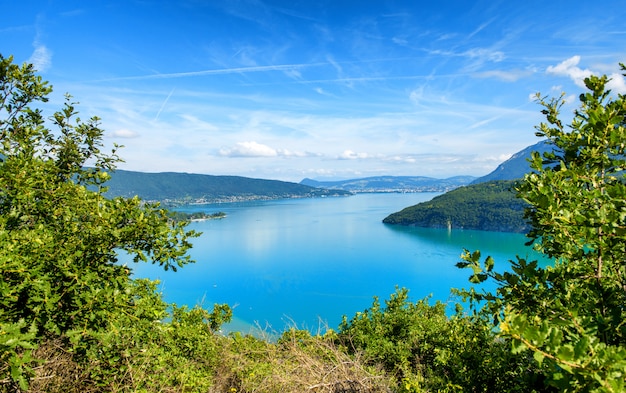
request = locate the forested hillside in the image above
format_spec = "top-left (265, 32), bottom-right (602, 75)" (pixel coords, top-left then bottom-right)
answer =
top-left (381, 140), bottom-right (558, 232)
top-left (102, 169), bottom-right (351, 203)
top-left (382, 180), bottom-right (529, 232)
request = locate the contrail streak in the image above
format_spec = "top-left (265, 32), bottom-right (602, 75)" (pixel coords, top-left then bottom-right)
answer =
top-left (99, 63), bottom-right (326, 82)
top-left (154, 87), bottom-right (175, 121)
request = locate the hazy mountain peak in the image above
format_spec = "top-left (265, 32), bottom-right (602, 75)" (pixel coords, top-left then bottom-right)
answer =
top-left (471, 140), bottom-right (555, 184)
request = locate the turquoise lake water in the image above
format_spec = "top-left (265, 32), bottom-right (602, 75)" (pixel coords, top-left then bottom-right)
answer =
top-left (130, 193), bottom-right (541, 334)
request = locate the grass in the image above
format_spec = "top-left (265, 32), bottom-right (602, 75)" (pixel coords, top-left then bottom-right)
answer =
top-left (19, 330), bottom-right (393, 393)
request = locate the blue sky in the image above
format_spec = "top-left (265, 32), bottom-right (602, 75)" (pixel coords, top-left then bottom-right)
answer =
top-left (3, 1), bottom-right (626, 181)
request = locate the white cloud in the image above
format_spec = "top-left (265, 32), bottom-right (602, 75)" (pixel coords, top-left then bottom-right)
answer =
top-left (546, 56), bottom-right (592, 89)
top-left (28, 45), bottom-right (51, 72)
top-left (108, 128), bottom-right (139, 138)
top-left (338, 150), bottom-right (369, 160)
top-left (218, 141), bottom-right (317, 158)
top-left (220, 141), bottom-right (278, 157)
top-left (546, 56), bottom-right (626, 94)
top-left (607, 72), bottom-right (626, 94)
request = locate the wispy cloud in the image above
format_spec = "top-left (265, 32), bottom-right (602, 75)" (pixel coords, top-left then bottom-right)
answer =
top-left (98, 63), bottom-right (326, 82)
top-left (314, 87), bottom-right (334, 96)
top-left (154, 88), bottom-right (175, 121)
top-left (10, 0), bottom-right (622, 182)
top-left (473, 69), bottom-right (532, 82)
top-left (466, 19), bottom-right (494, 40)
top-left (392, 36), bottom-right (408, 45)
top-left (28, 45), bottom-right (51, 72)
top-left (425, 47), bottom-right (505, 66)
top-left (28, 14), bottom-right (52, 72)
top-left (463, 48), bottom-right (505, 63)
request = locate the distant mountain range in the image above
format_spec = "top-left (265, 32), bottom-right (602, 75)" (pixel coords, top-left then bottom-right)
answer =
top-left (300, 175), bottom-right (476, 193)
top-left (101, 170), bottom-right (351, 204)
top-left (383, 140), bottom-right (557, 233)
top-left (97, 140), bottom-right (555, 226)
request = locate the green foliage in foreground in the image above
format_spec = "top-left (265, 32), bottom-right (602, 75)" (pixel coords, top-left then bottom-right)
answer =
top-left (458, 66), bottom-right (626, 392)
top-left (383, 180), bottom-right (530, 233)
top-left (3, 54), bottom-right (626, 393)
top-left (0, 54), bottom-right (218, 390)
top-left (337, 288), bottom-right (549, 392)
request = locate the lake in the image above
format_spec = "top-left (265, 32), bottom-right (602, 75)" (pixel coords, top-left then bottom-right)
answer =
top-left (130, 193), bottom-right (540, 335)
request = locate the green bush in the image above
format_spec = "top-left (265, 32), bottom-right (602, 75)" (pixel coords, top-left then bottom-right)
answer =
top-left (337, 287), bottom-right (548, 392)
top-left (0, 53), bottom-right (218, 391)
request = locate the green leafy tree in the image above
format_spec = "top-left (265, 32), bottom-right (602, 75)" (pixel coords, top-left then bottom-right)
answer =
top-left (337, 288), bottom-right (544, 392)
top-left (0, 54), bottom-right (199, 389)
top-left (458, 65), bottom-right (626, 391)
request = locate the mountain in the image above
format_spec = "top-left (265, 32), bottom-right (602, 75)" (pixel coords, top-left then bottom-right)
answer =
top-left (382, 141), bottom-right (557, 233)
top-left (101, 170), bottom-right (352, 204)
top-left (471, 140), bottom-right (554, 184)
top-left (300, 175), bottom-right (476, 193)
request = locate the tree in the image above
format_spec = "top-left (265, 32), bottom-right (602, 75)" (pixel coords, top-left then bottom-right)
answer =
top-left (336, 288), bottom-right (545, 392)
top-left (458, 65), bottom-right (626, 392)
top-left (0, 54), bottom-right (199, 388)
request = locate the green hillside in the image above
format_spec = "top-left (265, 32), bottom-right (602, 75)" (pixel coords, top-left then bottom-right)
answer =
top-left (381, 141), bottom-right (557, 233)
top-left (382, 180), bottom-right (529, 233)
top-left (102, 170), bottom-right (352, 203)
